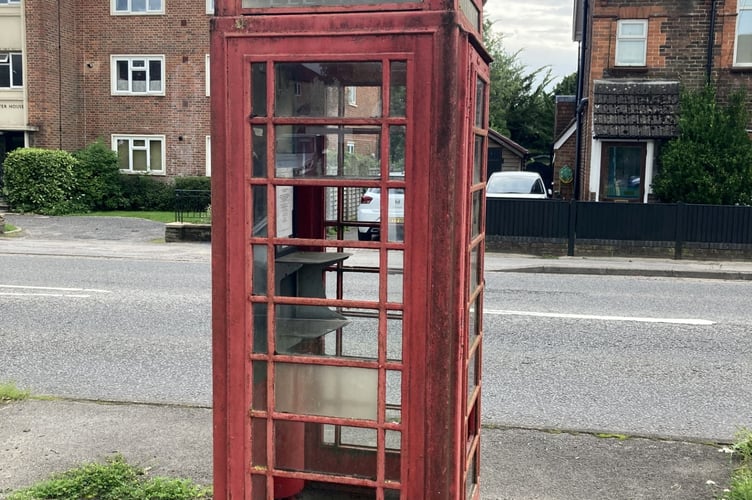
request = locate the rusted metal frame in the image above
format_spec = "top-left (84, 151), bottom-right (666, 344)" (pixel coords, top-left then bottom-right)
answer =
top-left (269, 468), bottom-right (399, 489)
top-left (259, 410), bottom-right (402, 430)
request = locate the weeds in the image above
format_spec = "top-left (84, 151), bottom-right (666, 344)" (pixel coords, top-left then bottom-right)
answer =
top-left (0, 382), bottom-right (30, 403)
top-left (7, 455), bottom-right (212, 500)
top-left (720, 428), bottom-right (752, 500)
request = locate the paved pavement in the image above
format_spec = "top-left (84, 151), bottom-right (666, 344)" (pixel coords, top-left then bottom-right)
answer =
top-left (1, 214), bottom-right (749, 499)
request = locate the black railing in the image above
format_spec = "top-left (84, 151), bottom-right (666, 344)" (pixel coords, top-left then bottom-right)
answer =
top-left (486, 199), bottom-right (752, 257)
top-left (175, 189), bottom-right (211, 223)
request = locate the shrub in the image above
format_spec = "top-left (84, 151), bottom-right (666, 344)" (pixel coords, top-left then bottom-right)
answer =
top-left (117, 175), bottom-right (175, 211)
top-left (3, 148), bottom-right (85, 215)
top-left (73, 140), bottom-right (125, 210)
top-left (174, 176), bottom-right (211, 192)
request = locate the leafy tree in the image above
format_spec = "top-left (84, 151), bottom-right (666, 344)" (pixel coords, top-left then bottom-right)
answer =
top-left (483, 21), bottom-right (554, 157)
top-left (553, 72), bottom-right (578, 96)
top-left (653, 85), bottom-right (752, 205)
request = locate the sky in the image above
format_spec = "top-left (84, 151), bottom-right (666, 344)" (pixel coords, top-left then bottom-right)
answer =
top-left (484, 0), bottom-right (580, 87)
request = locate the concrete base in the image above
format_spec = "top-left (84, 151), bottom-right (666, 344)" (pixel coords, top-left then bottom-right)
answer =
top-left (165, 222), bottom-right (211, 243)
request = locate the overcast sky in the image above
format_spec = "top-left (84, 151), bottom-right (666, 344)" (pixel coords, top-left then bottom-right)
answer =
top-left (485, 0), bottom-right (579, 87)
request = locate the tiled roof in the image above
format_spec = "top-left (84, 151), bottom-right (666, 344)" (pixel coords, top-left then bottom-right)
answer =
top-left (592, 80), bottom-right (679, 139)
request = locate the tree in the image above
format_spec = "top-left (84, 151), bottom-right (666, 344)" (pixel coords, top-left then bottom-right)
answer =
top-left (483, 21), bottom-right (555, 157)
top-left (653, 85), bottom-right (752, 205)
top-left (553, 72), bottom-right (578, 97)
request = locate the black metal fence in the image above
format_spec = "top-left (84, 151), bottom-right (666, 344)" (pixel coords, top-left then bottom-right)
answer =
top-left (486, 199), bottom-right (752, 257)
top-left (175, 189), bottom-right (211, 223)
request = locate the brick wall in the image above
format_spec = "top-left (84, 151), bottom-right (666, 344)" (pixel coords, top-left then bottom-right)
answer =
top-left (26, 0), bottom-right (211, 177)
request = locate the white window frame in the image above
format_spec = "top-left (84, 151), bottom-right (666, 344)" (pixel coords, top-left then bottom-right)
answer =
top-left (113, 135), bottom-right (166, 174)
top-left (206, 0), bottom-right (214, 14)
top-left (0, 52), bottom-right (23, 89)
top-left (112, 0), bottom-right (164, 15)
top-left (736, 0), bottom-right (752, 66)
top-left (205, 54), bottom-right (210, 97)
top-left (205, 136), bottom-right (212, 176)
top-left (111, 55), bottom-right (165, 95)
top-left (0, 0), bottom-right (21, 6)
top-left (615, 20), bottom-right (647, 67)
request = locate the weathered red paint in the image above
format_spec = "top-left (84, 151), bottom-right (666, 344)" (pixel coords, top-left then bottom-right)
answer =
top-left (211, 1), bottom-right (489, 498)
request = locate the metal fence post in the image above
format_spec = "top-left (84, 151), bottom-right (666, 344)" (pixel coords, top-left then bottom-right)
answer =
top-left (568, 200), bottom-right (577, 256)
top-left (674, 202), bottom-right (685, 260)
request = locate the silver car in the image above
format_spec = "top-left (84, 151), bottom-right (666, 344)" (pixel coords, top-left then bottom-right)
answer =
top-left (486, 171), bottom-right (550, 199)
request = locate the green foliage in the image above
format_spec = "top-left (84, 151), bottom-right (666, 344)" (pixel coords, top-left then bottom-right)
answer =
top-left (7, 455), bottom-right (211, 500)
top-left (0, 381), bottom-right (30, 403)
top-left (174, 176), bottom-right (211, 192)
top-left (554, 72), bottom-right (579, 97)
top-left (483, 20), bottom-right (554, 157)
top-left (734, 428), bottom-right (752, 465)
top-left (3, 148), bottom-right (85, 215)
top-left (653, 85), bottom-right (752, 205)
top-left (73, 139), bottom-right (125, 210)
top-left (117, 175), bottom-right (175, 211)
top-left (721, 468), bottom-right (752, 500)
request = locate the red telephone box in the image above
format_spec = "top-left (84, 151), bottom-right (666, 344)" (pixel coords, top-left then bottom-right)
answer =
top-left (211, 0), bottom-right (490, 497)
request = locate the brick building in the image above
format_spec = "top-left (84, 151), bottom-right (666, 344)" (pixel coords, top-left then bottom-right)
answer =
top-left (553, 0), bottom-right (752, 202)
top-left (1, 0), bottom-right (213, 178)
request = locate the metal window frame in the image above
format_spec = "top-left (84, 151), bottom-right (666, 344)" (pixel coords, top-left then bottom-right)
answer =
top-left (0, 51), bottom-right (23, 89)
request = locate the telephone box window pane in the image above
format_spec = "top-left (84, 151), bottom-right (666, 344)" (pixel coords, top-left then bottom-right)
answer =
top-left (387, 249), bottom-right (403, 304)
top-left (469, 245), bottom-right (480, 294)
top-left (389, 61), bottom-right (407, 117)
top-left (250, 474), bottom-right (266, 496)
top-left (252, 126), bottom-right (267, 177)
top-left (468, 296), bottom-right (479, 349)
top-left (275, 423), bottom-right (377, 481)
top-left (389, 126), bottom-right (406, 175)
top-left (386, 187), bottom-right (405, 243)
top-left (252, 245), bottom-right (267, 296)
top-left (252, 185), bottom-right (268, 236)
top-left (251, 63), bottom-right (267, 117)
top-left (251, 419), bottom-right (268, 466)
top-left (275, 62), bottom-right (382, 118)
top-left (386, 369), bottom-right (401, 409)
top-left (251, 361), bottom-right (267, 410)
top-left (387, 316), bottom-right (403, 362)
top-left (252, 303), bottom-right (268, 353)
top-left (475, 77), bottom-right (486, 127)
top-left (279, 315), bottom-right (378, 360)
top-left (275, 363), bottom-right (378, 420)
top-left (473, 135), bottom-right (484, 184)
top-left (275, 126), bottom-right (381, 178)
top-left (467, 350), bottom-right (477, 406)
top-left (471, 191), bottom-right (481, 238)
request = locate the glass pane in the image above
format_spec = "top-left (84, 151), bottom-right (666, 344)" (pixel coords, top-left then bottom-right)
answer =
top-left (386, 187), bottom-right (405, 243)
top-left (132, 71), bottom-right (147, 92)
top-left (117, 61), bottom-right (129, 91)
top-left (149, 140), bottom-right (162, 170)
top-left (389, 61), bottom-right (407, 117)
top-left (385, 429), bottom-right (401, 451)
top-left (619, 21), bottom-right (645, 36)
top-left (275, 422), bottom-right (377, 481)
top-left (132, 149), bottom-right (147, 171)
top-left (389, 126), bottom-right (406, 175)
top-left (252, 360), bottom-right (267, 410)
top-left (387, 250), bottom-right (403, 304)
top-left (251, 63), bottom-right (267, 117)
top-left (115, 0), bottom-right (128, 10)
top-left (475, 78), bottom-right (486, 128)
top-left (275, 126), bottom-right (381, 179)
top-left (468, 296), bottom-right (479, 349)
top-left (117, 140), bottom-right (129, 169)
top-left (467, 350), bottom-right (477, 406)
top-left (275, 363), bottom-right (378, 420)
top-left (149, 60), bottom-right (162, 91)
top-left (279, 314), bottom-right (377, 360)
top-left (133, 139), bottom-right (146, 148)
top-left (471, 191), bottom-right (481, 238)
top-left (252, 185), bottom-right (268, 236)
top-left (473, 135), bottom-right (483, 184)
top-left (252, 303), bottom-right (268, 353)
top-left (386, 316), bottom-right (402, 362)
top-left (252, 126), bottom-right (267, 177)
top-left (252, 245), bottom-right (267, 296)
top-left (469, 245), bottom-right (480, 294)
top-left (251, 419), bottom-right (267, 466)
top-left (11, 54), bottom-right (22, 86)
top-left (148, 0), bottom-right (161, 10)
top-left (386, 369), bottom-right (401, 409)
top-left (132, 0), bottom-right (146, 11)
top-left (0, 66), bottom-right (9, 88)
top-left (616, 40), bottom-right (646, 65)
top-left (738, 33), bottom-right (752, 63)
top-left (275, 62), bottom-right (382, 118)
top-left (251, 475), bottom-right (266, 497)
top-left (605, 145), bottom-right (642, 199)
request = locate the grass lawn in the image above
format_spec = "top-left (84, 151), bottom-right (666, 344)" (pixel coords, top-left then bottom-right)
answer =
top-left (75, 211), bottom-right (175, 223)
